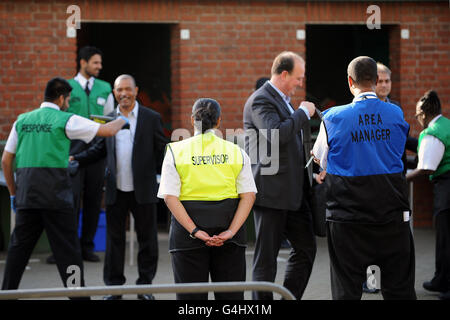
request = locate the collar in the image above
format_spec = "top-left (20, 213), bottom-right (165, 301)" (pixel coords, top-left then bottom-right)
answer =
top-left (117, 101), bottom-right (139, 117)
top-left (353, 91), bottom-right (378, 103)
top-left (194, 129), bottom-right (215, 136)
top-left (268, 81), bottom-right (291, 104)
top-left (428, 114), bottom-right (442, 127)
top-left (75, 72), bottom-right (95, 89)
top-left (40, 102), bottom-right (60, 110)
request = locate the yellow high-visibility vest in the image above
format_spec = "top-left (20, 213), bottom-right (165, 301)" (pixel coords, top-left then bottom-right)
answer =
top-left (168, 131), bottom-right (243, 201)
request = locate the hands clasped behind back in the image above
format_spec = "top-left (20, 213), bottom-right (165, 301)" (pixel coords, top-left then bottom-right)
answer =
top-left (195, 229), bottom-right (233, 247)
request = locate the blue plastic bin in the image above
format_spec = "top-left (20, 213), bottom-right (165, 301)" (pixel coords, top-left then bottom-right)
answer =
top-left (77, 210), bottom-right (106, 252)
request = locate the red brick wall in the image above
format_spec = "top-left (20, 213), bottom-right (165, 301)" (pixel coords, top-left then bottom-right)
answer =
top-left (1, 0), bottom-right (448, 226)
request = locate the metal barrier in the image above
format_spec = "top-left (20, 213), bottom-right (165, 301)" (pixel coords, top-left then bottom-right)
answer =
top-left (0, 281), bottom-right (296, 300)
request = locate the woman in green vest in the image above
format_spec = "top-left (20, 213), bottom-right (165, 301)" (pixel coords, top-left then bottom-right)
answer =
top-left (158, 98), bottom-right (257, 300)
top-left (407, 90), bottom-right (450, 300)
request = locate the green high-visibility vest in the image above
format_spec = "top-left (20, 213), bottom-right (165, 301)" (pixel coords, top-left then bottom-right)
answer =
top-left (418, 116), bottom-right (450, 180)
top-left (15, 107), bottom-right (74, 209)
top-left (67, 78), bottom-right (111, 119)
top-left (16, 107), bottom-right (72, 168)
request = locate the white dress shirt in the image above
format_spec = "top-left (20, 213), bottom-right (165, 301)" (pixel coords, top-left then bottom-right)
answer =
top-left (268, 81), bottom-right (310, 120)
top-left (74, 73), bottom-right (115, 115)
top-left (115, 102), bottom-right (139, 192)
top-left (417, 115), bottom-right (445, 171)
top-left (157, 130), bottom-right (257, 198)
top-left (4, 102), bottom-right (100, 154)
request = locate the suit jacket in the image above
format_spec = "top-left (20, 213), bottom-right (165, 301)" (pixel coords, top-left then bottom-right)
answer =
top-left (389, 99), bottom-right (418, 171)
top-left (243, 82), bottom-right (310, 211)
top-left (74, 104), bottom-right (168, 205)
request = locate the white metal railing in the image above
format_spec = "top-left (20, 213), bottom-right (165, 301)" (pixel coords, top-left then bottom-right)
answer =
top-left (0, 281), bottom-right (295, 300)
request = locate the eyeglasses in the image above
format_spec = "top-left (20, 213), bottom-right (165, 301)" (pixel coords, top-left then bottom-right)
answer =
top-left (414, 111), bottom-right (423, 119)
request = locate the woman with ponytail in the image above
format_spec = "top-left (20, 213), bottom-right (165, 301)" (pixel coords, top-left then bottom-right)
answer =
top-left (157, 98), bottom-right (257, 300)
top-left (407, 90), bottom-right (450, 300)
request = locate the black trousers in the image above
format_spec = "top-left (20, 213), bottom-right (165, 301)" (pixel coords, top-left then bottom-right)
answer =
top-left (327, 220), bottom-right (416, 300)
top-left (430, 173), bottom-right (450, 291)
top-left (73, 158), bottom-right (105, 254)
top-left (431, 211), bottom-right (450, 290)
top-left (171, 243), bottom-right (246, 300)
top-left (2, 208), bottom-right (86, 292)
top-left (103, 190), bottom-right (158, 285)
top-left (252, 198), bottom-right (317, 300)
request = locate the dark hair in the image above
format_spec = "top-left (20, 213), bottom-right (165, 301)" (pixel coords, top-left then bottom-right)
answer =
top-left (44, 77), bottom-right (72, 102)
top-left (77, 46), bottom-right (102, 70)
top-left (255, 77), bottom-right (270, 90)
top-left (271, 51), bottom-right (303, 76)
top-left (347, 56), bottom-right (378, 86)
top-left (418, 90), bottom-right (441, 116)
top-left (192, 98), bottom-right (221, 133)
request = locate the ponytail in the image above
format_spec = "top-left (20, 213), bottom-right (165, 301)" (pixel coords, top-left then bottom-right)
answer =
top-left (192, 98), bottom-right (221, 133)
top-left (418, 90), bottom-right (441, 117)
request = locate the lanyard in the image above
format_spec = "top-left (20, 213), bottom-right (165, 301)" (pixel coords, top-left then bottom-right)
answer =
top-left (354, 93), bottom-right (378, 102)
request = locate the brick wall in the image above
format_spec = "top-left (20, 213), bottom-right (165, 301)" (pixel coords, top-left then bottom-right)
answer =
top-left (0, 0), bottom-right (448, 226)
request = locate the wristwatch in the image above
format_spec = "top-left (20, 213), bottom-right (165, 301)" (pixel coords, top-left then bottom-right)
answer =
top-left (190, 227), bottom-right (200, 239)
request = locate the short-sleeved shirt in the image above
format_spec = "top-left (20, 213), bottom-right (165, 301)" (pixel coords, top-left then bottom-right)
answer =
top-left (157, 131), bottom-right (257, 198)
top-left (5, 102), bottom-right (100, 154)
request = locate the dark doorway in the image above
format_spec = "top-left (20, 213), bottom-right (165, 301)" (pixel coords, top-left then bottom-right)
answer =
top-left (77, 22), bottom-right (172, 134)
top-left (306, 25), bottom-right (390, 111)
top-left (77, 23), bottom-right (172, 229)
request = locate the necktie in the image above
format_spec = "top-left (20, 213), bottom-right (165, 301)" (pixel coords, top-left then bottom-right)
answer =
top-left (85, 82), bottom-right (91, 96)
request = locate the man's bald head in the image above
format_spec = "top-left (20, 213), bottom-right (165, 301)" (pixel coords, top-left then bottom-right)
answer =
top-left (270, 51), bottom-right (306, 97)
top-left (113, 74), bottom-right (138, 111)
top-left (114, 74), bottom-right (136, 89)
top-left (271, 51), bottom-right (305, 76)
top-left (347, 56), bottom-right (378, 87)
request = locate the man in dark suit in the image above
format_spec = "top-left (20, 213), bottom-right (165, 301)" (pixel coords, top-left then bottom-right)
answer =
top-left (243, 51), bottom-right (316, 300)
top-left (376, 62), bottom-right (418, 159)
top-left (76, 74), bottom-right (167, 300)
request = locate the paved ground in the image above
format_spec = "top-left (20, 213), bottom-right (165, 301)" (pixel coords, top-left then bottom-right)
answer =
top-left (0, 227), bottom-right (441, 300)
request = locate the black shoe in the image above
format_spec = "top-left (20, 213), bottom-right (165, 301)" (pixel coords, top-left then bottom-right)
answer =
top-left (363, 281), bottom-right (380, 294)
top-left (46, 255), bottom-right (56, 264)
top-left (423, 280), bottom-right (447, 293)
top-left (103, 295), bottom-right (122, 300)
top-left (438, 291), bottom-right (450, 300)
top-left (82, 251), bottom-right (100, 262)
top-left (137, 294), bottom-right (155, 300)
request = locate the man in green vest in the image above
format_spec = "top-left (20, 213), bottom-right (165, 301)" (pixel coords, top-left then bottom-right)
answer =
top-left (407, 90), bottom-right (450, 300)
top-left (1, 77), bottom-right (127, 296)
top-left (47, 46), bottom-right (114, 264)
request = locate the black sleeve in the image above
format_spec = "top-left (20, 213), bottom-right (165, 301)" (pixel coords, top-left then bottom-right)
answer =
top-left (72, 136), bottom-right (107, 166)
top-left (250, 95), bottom-right (309, 146)
top-left (405, 136), bottom-right (418, 153)
top-left (153, 113), bottom-right (169, 174)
